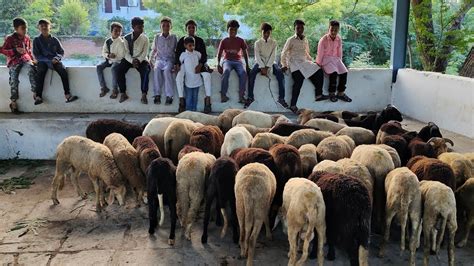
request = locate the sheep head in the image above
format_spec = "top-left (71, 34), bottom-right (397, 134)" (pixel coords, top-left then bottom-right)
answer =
top-left (107, 184), bottom-right (126, 206)
top-left (427, 137), bottom-right (454, 157)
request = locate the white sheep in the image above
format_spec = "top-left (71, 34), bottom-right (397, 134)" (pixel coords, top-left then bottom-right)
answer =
top-left (351, 145), bottom-right (395, 232)
top-left (304, 118), bottom-right (346, 134)
top-left (234, 123), bottom-right (270, 137)
top-left (281, 178), bottom-right (326, 266)
top-left (103, 133), bottom-right (146, 204)
top-left (176, 151), bottom-right (216, 240)
top-left (143, 117), bottom-right (193, 154)
top-left (337, 158), bottom-right (374, 201)
top-left (316, 135), bottom-right (355, 162)
top-left (232, 110), bottom-right (289, 128)
top-left (251, 132), bottom-right (287, 150)
top-left (312, 160), bottom-right (343, 174)
top-left (163, 119), bottom-right (202, 162)
top-left (235, 163), bottom-right (276, 266)
top-left (377, 144), bottom-right (402, 168)
top-left (379, 167), bottom-right (421, 265)
top-left (286, 129), bottom-right (334, 149)
top-left (336, 126), bottom-right (376, 145)
top-left (419, 180), bottom-right (457, 266)
top-left (299, 144), bottom-right (318, 177)
top-left (175, 111), bottom-right (221, 127)
top-left (51, 136), bottom-right (126, 211)
top-left (438, 152), bottom-right (473, 188)
top-left (221, 126), bottom-right (253, 157)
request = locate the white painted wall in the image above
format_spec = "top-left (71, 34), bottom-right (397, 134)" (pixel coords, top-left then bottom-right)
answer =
top-left (392, 69), bottom-right (474, 138)
top-left (0, 66), bottom-right (393, 113)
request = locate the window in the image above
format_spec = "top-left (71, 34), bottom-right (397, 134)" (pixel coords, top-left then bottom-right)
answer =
top-left (128, 0), bottom-right (138, 7)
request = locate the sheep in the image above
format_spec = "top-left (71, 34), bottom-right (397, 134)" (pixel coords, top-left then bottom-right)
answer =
top-left (337, 158), bottom-right (374, 202)
top-left (299, 144), bottom-right (318, 177)
top-left (176, 151), bottom-right (216, 240)
top-left (308, 171), bottom-right (371, 266)
top-left (281, 178), bottom-right (326, 266)
top-left (175, 111), bottom-right (220, 127)
top-left (234, 123), bottom-right (270, 136)
top-left (304, 118), bottom-right (346, 134)
top-left (230, 148), bottom-right (277, 173)
top-left (378, 167), bottom-right (422, 265)
top-left (351, 145), bottom-right (395, 233)
top-left (164, 119), bottom-right (202, 163)
top-left (132, 136), bottom-right (161, 175)
top-left (316, 135), bottom-right (355, 162)
top-left (417, 122), bottom-right (443, 142)
top-left (86, 119), bottom-right (145, 144)
top-left (375, 120), bottom-right (406, 144)
top-left (419, 180), bottom-right (457, 266)
top-left (336, 126), bottom-right (376, 145)
top-left (147, 158), bottom-right (177, 245)
top-left (438, 152), bottom-right (472, 188)
top-left (51, 136), bottom-right (126, 211)
top-left (103, 133), bottom-right (146, 204)
top-left (269, 122), bottom-right (318, 137)
top-left (285, 129), bottom-right (334, 149)
top-left (377, 144), bottom-right (402, 168)
top-left (297, 108), bottom-right (339, 125)
top-left (381, 134), bottom-right (409, 166)
top-left (221, 126), bottom-right (253, 157)
top-left (427, 137), bottom-right (454, 157)
top-left (232, 110), bottom-right (289, 128)
top-left (407, 156), bottom-right (456, 190)
top-left (455, 178), bottom-right (474, 248)
top-left (218, 108), bottom-right (243, 133)
top-left (344, 104), bottom-right (403, 133)
top-left (250, 132), bottom-right (287, 150)
top-left (143, 117), bottom-right (193, 155)
top-left (177, 145), bottom-right (203, 161)
top-left (235, 163), bottom-right (276, 266)
top-left (201, 157), bottom-right (239, 244)
top-left (465, 152), bottom-right (474, 168)
top-left (189, 125), bottom-right (224, 157)
top-left (312, 160), bottom-right (343, 174)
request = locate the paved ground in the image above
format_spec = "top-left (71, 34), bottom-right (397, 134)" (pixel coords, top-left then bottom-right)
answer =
top-left (0, 115), bottom-right (473, 265)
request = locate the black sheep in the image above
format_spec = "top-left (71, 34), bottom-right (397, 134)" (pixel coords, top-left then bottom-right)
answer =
top-left (344, 104), bottom-right (403, 133)
top-left (381, 135), bottom-right (409, 165)
top-left (308, 171), bottom-right (372, 266)
top-left (86, 119), bottom-right (145, 144)
top-left (201, 157), bottom-right (239, 244)
top-left (147, 158), bottom-right (178, 245)
top-left (269, 122), bottom-right (318, 136)
top-left (417, 122), bottom-right (442, 142)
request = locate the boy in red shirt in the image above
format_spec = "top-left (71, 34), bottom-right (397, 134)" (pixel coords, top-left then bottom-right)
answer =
top-left (1, 18), bottom-right (38, 113)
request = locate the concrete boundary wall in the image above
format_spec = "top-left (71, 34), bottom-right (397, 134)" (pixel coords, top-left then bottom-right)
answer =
top-left (392, 69), bottom-right (474, 138)
top-left (0, 66), bottom-right (393, 113)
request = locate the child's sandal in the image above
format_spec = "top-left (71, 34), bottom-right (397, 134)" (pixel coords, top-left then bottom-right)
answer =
top-left (9, 102), bottom-right (20, 114)
top-left (337, 94), bottom-right (352, 102)
top-left (66, 95), bottom-right (78, 103)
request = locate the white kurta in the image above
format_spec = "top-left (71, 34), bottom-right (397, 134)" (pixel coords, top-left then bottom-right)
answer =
top-left (280, 35), bottom-right (320, 78)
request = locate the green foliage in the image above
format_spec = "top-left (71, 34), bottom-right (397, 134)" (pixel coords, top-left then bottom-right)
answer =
top-left (58, 0), bottom-right (90, 35)
top-left (22, 0), bottom-right (55, 36)
top-left (0, 0), bottom-right (33, 34)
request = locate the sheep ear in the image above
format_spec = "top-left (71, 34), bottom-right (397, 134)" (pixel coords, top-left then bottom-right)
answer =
top-left (107, 190), bottom-right (116, 205)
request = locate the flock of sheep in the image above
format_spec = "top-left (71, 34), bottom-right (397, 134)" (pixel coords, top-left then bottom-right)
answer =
top-left (49, 105), bottom-right (473, 266)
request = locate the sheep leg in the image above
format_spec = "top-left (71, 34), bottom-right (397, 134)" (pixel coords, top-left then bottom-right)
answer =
top-left (247, 219), bottom-right (263, 266)
top-left (287, 224), bottom-right (298, 266)
top-left (99, 180), bottom-right (107, 207)
top-left (236, 194), bottom-right (246, 258)
top-left (177, 184), bottom-right (190, 233)
top-left (230, 198), bottom-right (239, 244)
top-left (378, 208), bottom-right (396, 258)
top-left (241, 215), bottom-right (253, 259)
top-left (297, 224), bottom-right (314, 266)
top-left (423, 219), bottom-right (433, 266)
top-left (220, 208), bottom-right (228, 238)
top-left (70, 170), bottom-right (87, 199)
top-left (447, 215), bottom-right (457, 266)
top-left (399, 209), bottom-right (409, 255)
top-left (51, 160), bottom-right (69, 205)
top-left (168, 192), bottom-right (178, 246)
top-left (436, 216), bottom-right (448, 254)
top-left (158, 194), bottom-right (165, 226)
top-left (91, 177), bottom-right (102, 212)
top-left (215, 200), bottom-right (223, 226)
top-left (147, 194), bottom-right (159, 235)
top-left (201, 191), bottom-right (214, 244)
top-left (409, 211), bottom-right (422, 266)
top-left (184, 190), bottom-right (203, 240)
top-left (457, 210), bottom-right (472, 248)
top-left (264, 212), bottom-right (272, 241)
top-left (315, 226), bottom-right (325, 266)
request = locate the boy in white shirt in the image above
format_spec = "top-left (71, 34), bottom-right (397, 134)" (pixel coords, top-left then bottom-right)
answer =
top-left (178, 36), bottom-right (202, 111)
top-left (96, 22), bottom-right (125, 98)
top-left (245, 22), bottom-right (288, 109)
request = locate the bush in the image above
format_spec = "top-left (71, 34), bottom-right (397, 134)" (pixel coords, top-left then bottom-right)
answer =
top-left (58, 0), bottom-right (90, 35)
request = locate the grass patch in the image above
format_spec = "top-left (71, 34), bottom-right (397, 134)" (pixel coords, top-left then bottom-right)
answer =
top-left (9, 218), bottom-right (49, 237)
top-left (0, 160), bottom-right (47, 194)
top-left (0, 176), bottom-right (35, 194)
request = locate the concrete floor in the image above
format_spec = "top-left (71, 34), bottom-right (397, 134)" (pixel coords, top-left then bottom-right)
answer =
top-left (0, 114), bottom-right (473, 265)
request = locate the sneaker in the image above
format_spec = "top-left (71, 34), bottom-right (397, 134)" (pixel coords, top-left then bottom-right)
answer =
top-left (119, 93), bottom-right (129, 103)
top-left (337, 93), bottom-right (352, 102)
top-left (34, 97), bottom-right (43, 105)
top-left (110, 89), bottom-right (119, 99)
top-left (9, 102), bottom-right (20, 114)
top-left (243, 98), bottom-right (254, 109)
top-left (277, 98), bottom-right (289, 108)
top-left (178, 97), bottom-right (186, 112)
top-left (99, 87), bottom-right (110, 97)
top-left (221, 94), bottom-right (229, 103)
top-left (66, 95), bottom-right (78, 103)
top-left (329, 94), bottom-right (338, 102)
top-left (141, 93), bottom-right (148, 104)
top-left (238, 96), bottom-right (246, 104)
top-left (154, 95), bottom-right (161, 104)
top-left (289, 105), bottom-right (299, 114)
top-left (165, 96), bottom-right (173, 105)
top-left (315, 95), bottom-right (330, 102)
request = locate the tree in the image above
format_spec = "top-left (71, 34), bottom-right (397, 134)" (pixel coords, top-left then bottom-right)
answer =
top-left (410, 0), bottom-right (473, 72)
top-left (0, 0), bottom-right (33, 34)
top-left (58, 0), bottom-right (91, 35)
top-left (22, 0), bottom-right (55, 36)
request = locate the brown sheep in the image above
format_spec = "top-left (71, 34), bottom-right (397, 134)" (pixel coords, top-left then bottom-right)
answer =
top-left (132, 136), bottom-right (161, 174)
top-left (164, 120), bottom-right (202, 163)
top-left (407, 156), bottom-right (456, 190)
top-left (218, 109), bottom-right (243, 133)
top-left (189, 125), bottom-right (224, 157)
top-left (177, 145), bottom-right (203, 161)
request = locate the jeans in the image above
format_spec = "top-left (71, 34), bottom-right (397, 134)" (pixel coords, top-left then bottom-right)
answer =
top-left (8, 62), bottom-right (37, 100)
top-left (116, 59), bottom-right (151, 94)
top-left (96, 60), bottom-right (120, 90)
top-left (36, 61), bottom-right (70, 98)
top-left (247, 63), bottom-right (285, 100)
top-left (221, 60), bottom-right (246, 97)
top-left (328, 72), bottom-right (348, 93)
top-left (176, 68), bottom-right (211, 97)
top-left (290, 69), bottom-right (324, 107)
top-left (185, 86), bottom-right (199, 111)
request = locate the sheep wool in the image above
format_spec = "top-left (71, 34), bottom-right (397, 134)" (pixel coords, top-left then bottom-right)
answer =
top-left (164, 119), bottom-right (202, 163)
top-left (286, 129), bottom-right (334, 149)
top-left (189, 125), bottom-right (224, 157)
top-left (176, 111), bottom-right (221, 127)
top-left (251, 132), bottom-right (287, 150)
top-left (143, 117), bottom-right (193, 155)
top-left (232, 110), bottom-right (278, 129)
top-left (218, 109), bottom-right (243, 133)
top-left (455, 177), bottom-right (474, 248)
top-left (438, 152), bottom-right (473, 188)
top-left (299, 144), bottom-right (318, 178)
top-left (86, 119), bottom-right (144, 144)
top-left (336, 126), bottom-right (376, 145)
top-left (221, 126), bottom-right (253, 157)
top-left (316, 135), bottom-right (354, 162)
top-left (132, 136), bottom-right (161, 176)
top-left (304, 118), bottom-right (346, 134)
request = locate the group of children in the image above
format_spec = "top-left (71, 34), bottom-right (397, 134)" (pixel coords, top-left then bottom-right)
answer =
top-left (1, 17), bottom-right (351, 114)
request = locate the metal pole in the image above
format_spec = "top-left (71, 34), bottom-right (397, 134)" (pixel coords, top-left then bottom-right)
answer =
top-left (390, 0), bottom-right (410, 82)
